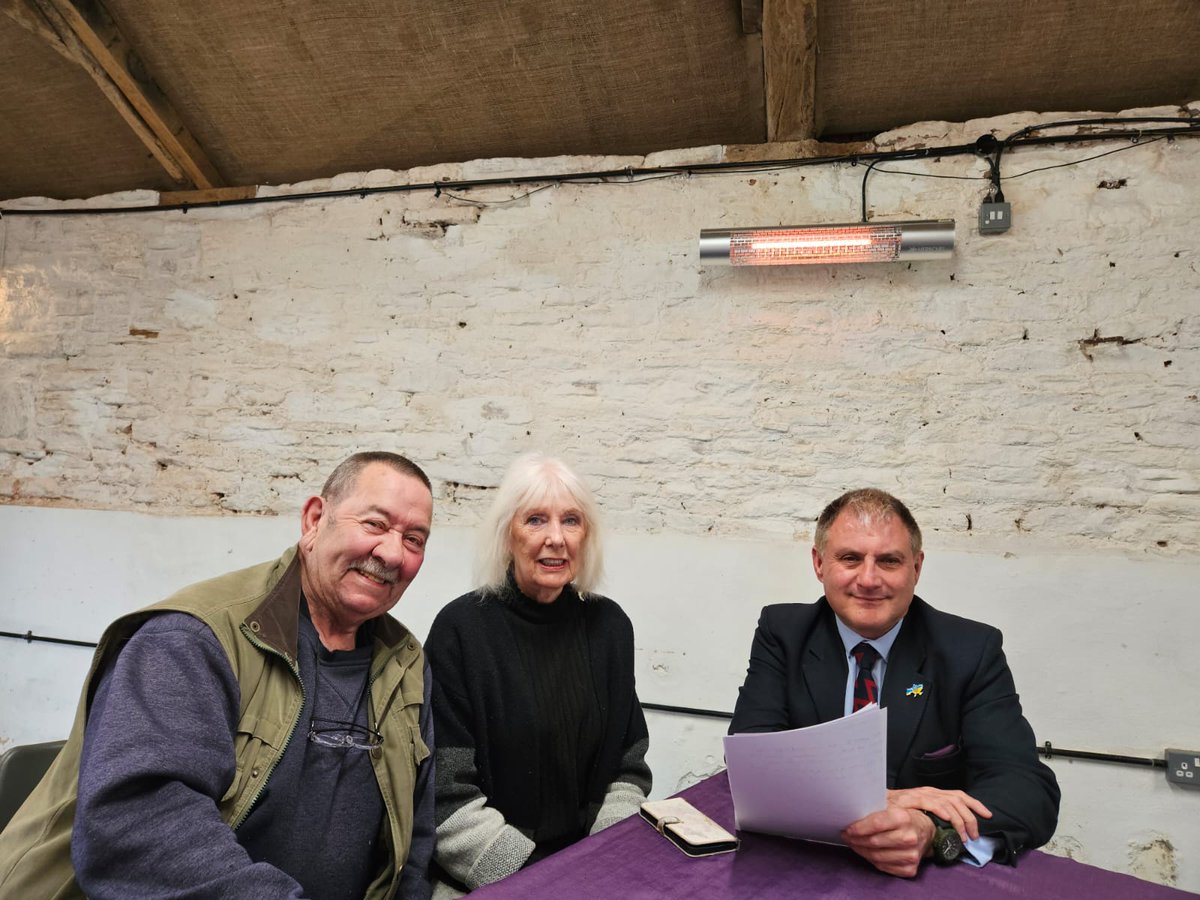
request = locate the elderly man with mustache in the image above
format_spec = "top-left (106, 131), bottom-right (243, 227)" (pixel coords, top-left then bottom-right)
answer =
top-left (0, 452), bottom-right (437, 900)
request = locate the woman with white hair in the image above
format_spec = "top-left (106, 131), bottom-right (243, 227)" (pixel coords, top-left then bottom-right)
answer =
top-left (424, 453), bottom-right (651, 895)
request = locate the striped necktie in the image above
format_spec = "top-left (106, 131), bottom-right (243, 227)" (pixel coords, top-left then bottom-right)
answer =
top-left (851, 641), bottom-right (881, 712)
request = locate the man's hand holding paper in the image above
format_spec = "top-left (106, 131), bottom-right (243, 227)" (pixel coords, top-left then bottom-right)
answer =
top-left (841, 804), bottom-right (936, 878)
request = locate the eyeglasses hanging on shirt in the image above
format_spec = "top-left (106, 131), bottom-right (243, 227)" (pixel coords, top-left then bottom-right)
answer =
top-left (307, 654), bottom-right (384, 751)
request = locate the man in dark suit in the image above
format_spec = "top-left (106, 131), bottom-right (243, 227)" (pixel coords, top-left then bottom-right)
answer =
top-left (729, 488), bottom-right (1059, 877)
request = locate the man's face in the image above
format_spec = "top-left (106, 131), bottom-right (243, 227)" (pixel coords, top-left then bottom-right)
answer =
top-left (812, 510), bottom-right (923, 639)
top-left (299, 463), bottom-right (433, 629)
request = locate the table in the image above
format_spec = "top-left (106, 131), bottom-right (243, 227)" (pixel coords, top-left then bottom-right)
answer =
top-left (472, 770), bottom-right (1195, 899)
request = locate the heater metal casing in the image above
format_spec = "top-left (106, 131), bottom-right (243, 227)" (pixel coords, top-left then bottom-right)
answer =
top-left (699, 219), bottom-right (955, 266)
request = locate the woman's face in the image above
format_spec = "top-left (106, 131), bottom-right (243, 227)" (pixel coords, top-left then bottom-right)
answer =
top-left (509, 488), bottom-right (587, 604)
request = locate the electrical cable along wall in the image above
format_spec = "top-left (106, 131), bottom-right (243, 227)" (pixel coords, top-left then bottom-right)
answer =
top-left (2, 115), bottom-right (1196, 219)
top-left (0, 627), bottom-right (1181, 773)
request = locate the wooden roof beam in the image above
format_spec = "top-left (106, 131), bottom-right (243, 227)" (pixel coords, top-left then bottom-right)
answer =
top-left (6, 0), bottom-right (185, 182)
top-left (763, 0), bottom-right (818, 141)
top-left (2, 0), bottom-right (71, 61)
top-left (20, 0), bottom-right (224, 189)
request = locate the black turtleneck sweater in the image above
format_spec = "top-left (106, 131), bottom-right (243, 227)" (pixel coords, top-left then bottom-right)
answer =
top-left (503, 584), bottom-right (603, 854)
top-left (425, 576), bottom-right (651, 888)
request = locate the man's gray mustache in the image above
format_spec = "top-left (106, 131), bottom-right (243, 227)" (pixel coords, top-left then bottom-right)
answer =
top-left (352, 558), bottom-right (399, 584)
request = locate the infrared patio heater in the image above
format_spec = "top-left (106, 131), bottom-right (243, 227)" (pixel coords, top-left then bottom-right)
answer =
top-left (698, 219), bottom-right (955, 266)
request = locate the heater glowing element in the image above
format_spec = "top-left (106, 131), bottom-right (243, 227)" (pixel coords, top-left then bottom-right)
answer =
top-left (699, 220), bottom-right (954, 266)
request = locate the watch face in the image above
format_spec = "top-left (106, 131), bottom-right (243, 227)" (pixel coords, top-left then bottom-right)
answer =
top-left (934, 828), bottom-right (963, 863)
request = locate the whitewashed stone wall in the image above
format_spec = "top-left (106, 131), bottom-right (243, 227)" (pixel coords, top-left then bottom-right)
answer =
top-left (3, 106), bottom-right (1198, 554)
top-left (2, 103), bottom-right (1199, 889)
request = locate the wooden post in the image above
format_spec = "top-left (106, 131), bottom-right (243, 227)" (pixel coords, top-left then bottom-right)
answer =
top-left (763, 0), bottom-right (818, 141)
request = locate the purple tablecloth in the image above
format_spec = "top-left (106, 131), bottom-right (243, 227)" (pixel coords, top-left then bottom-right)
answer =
top-left (472, 770), bottom-right (1194, 899)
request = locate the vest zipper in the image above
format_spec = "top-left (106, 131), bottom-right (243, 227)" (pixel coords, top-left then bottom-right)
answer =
top-left (229, 625), bottom-right (305, 830)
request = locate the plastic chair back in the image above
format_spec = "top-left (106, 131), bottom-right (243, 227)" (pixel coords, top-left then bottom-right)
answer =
top-left (0, 740), bottom-right (66, 832)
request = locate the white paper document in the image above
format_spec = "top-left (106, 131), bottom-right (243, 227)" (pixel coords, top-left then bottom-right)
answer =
top-left (722, 704), bottom-right (887, 845)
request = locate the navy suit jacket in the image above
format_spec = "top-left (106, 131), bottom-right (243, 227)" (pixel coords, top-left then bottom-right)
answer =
top-left (729, 596), bottom-right (1059, 863)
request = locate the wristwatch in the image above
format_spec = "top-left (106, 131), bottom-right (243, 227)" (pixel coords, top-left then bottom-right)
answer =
top-left (924, 813), bottom-right (964, 865)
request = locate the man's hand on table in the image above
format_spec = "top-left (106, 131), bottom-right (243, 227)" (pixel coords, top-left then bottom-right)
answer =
top-left (887, 786), bottom-right (992, 843)
top-left (841, 787), bottom-right (992, 877)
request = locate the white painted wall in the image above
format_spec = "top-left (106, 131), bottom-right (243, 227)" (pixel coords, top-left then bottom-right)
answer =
top-left (2, 505), bottom-right (1197, 889)
top-left (2, 102), bottom-right (1199, 889)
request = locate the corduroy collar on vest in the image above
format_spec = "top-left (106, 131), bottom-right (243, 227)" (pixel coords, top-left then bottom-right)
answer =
top-left (242, 548), bottom-right (414, 661)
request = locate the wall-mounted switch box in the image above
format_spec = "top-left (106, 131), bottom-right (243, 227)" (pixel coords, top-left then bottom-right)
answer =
top-left (979, 201), bottom-right (1012, 234)
top-left (1165, 749), bottom-right (1200, 788)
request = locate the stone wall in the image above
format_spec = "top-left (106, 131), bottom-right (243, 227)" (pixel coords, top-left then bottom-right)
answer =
top-left (3, 106), bottom-right (1197, 557)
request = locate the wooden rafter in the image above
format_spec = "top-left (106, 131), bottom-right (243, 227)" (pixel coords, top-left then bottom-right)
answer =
top-left (763, 0), bottom-right (818, 141)
top-left (158, 185), bottom-right (257, 206)
top-left (5, 0), bottom-right (184, 181)
top-left (2, 0), bottom-right (70, 59)
top-left (5, 0), bottom-right (224, 189)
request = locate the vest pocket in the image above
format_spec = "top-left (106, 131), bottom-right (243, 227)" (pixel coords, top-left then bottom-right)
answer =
top-left (222, 716), bottom-right (288, 809)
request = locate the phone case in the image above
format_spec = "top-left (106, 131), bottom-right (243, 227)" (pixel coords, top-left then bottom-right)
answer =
top-left (639, 797), bottom-right (740, 858)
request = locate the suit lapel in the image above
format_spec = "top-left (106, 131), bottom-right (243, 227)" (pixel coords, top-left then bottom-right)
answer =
top-left (881, 602), bottom-right (930, 783)
top-left (803, 605), bottom-right (849, 724)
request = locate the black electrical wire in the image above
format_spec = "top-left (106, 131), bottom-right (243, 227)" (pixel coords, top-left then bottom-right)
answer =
top-left (0, 630), bottom-right (1175, 771)
top-left (640, 701), bottom-right (1168, 770)
top-left (0, 141), bottom-right (985, 218)
top-left (868, 168), bottom-right (986, 182)
top-left (642, 701), bottom-right (736, 720)
top-left (990, 114), bottom-right (1198, 200)
top-left (863, 123), bottom-right (1196, 213)
top-left (1040, 742), bottom-right (1166, 769)
top-left (859, 159), bottom-right (882, 221)
top-left (860, 161), bottom-right (995, 221)
top-left (438, 183), bottom-right (557, 207)
top-left (3, 119), bottom-right (1192, 220)
top-left (565, 173), bottom-right (680, 186)
top-left (1005, 136), bottom-right (1166, 180)
top-left (0, 629), bottom-right (98, 649)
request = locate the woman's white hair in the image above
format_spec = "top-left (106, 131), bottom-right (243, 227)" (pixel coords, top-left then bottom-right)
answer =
top-left (476, 452), bottom-right (604, 597)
